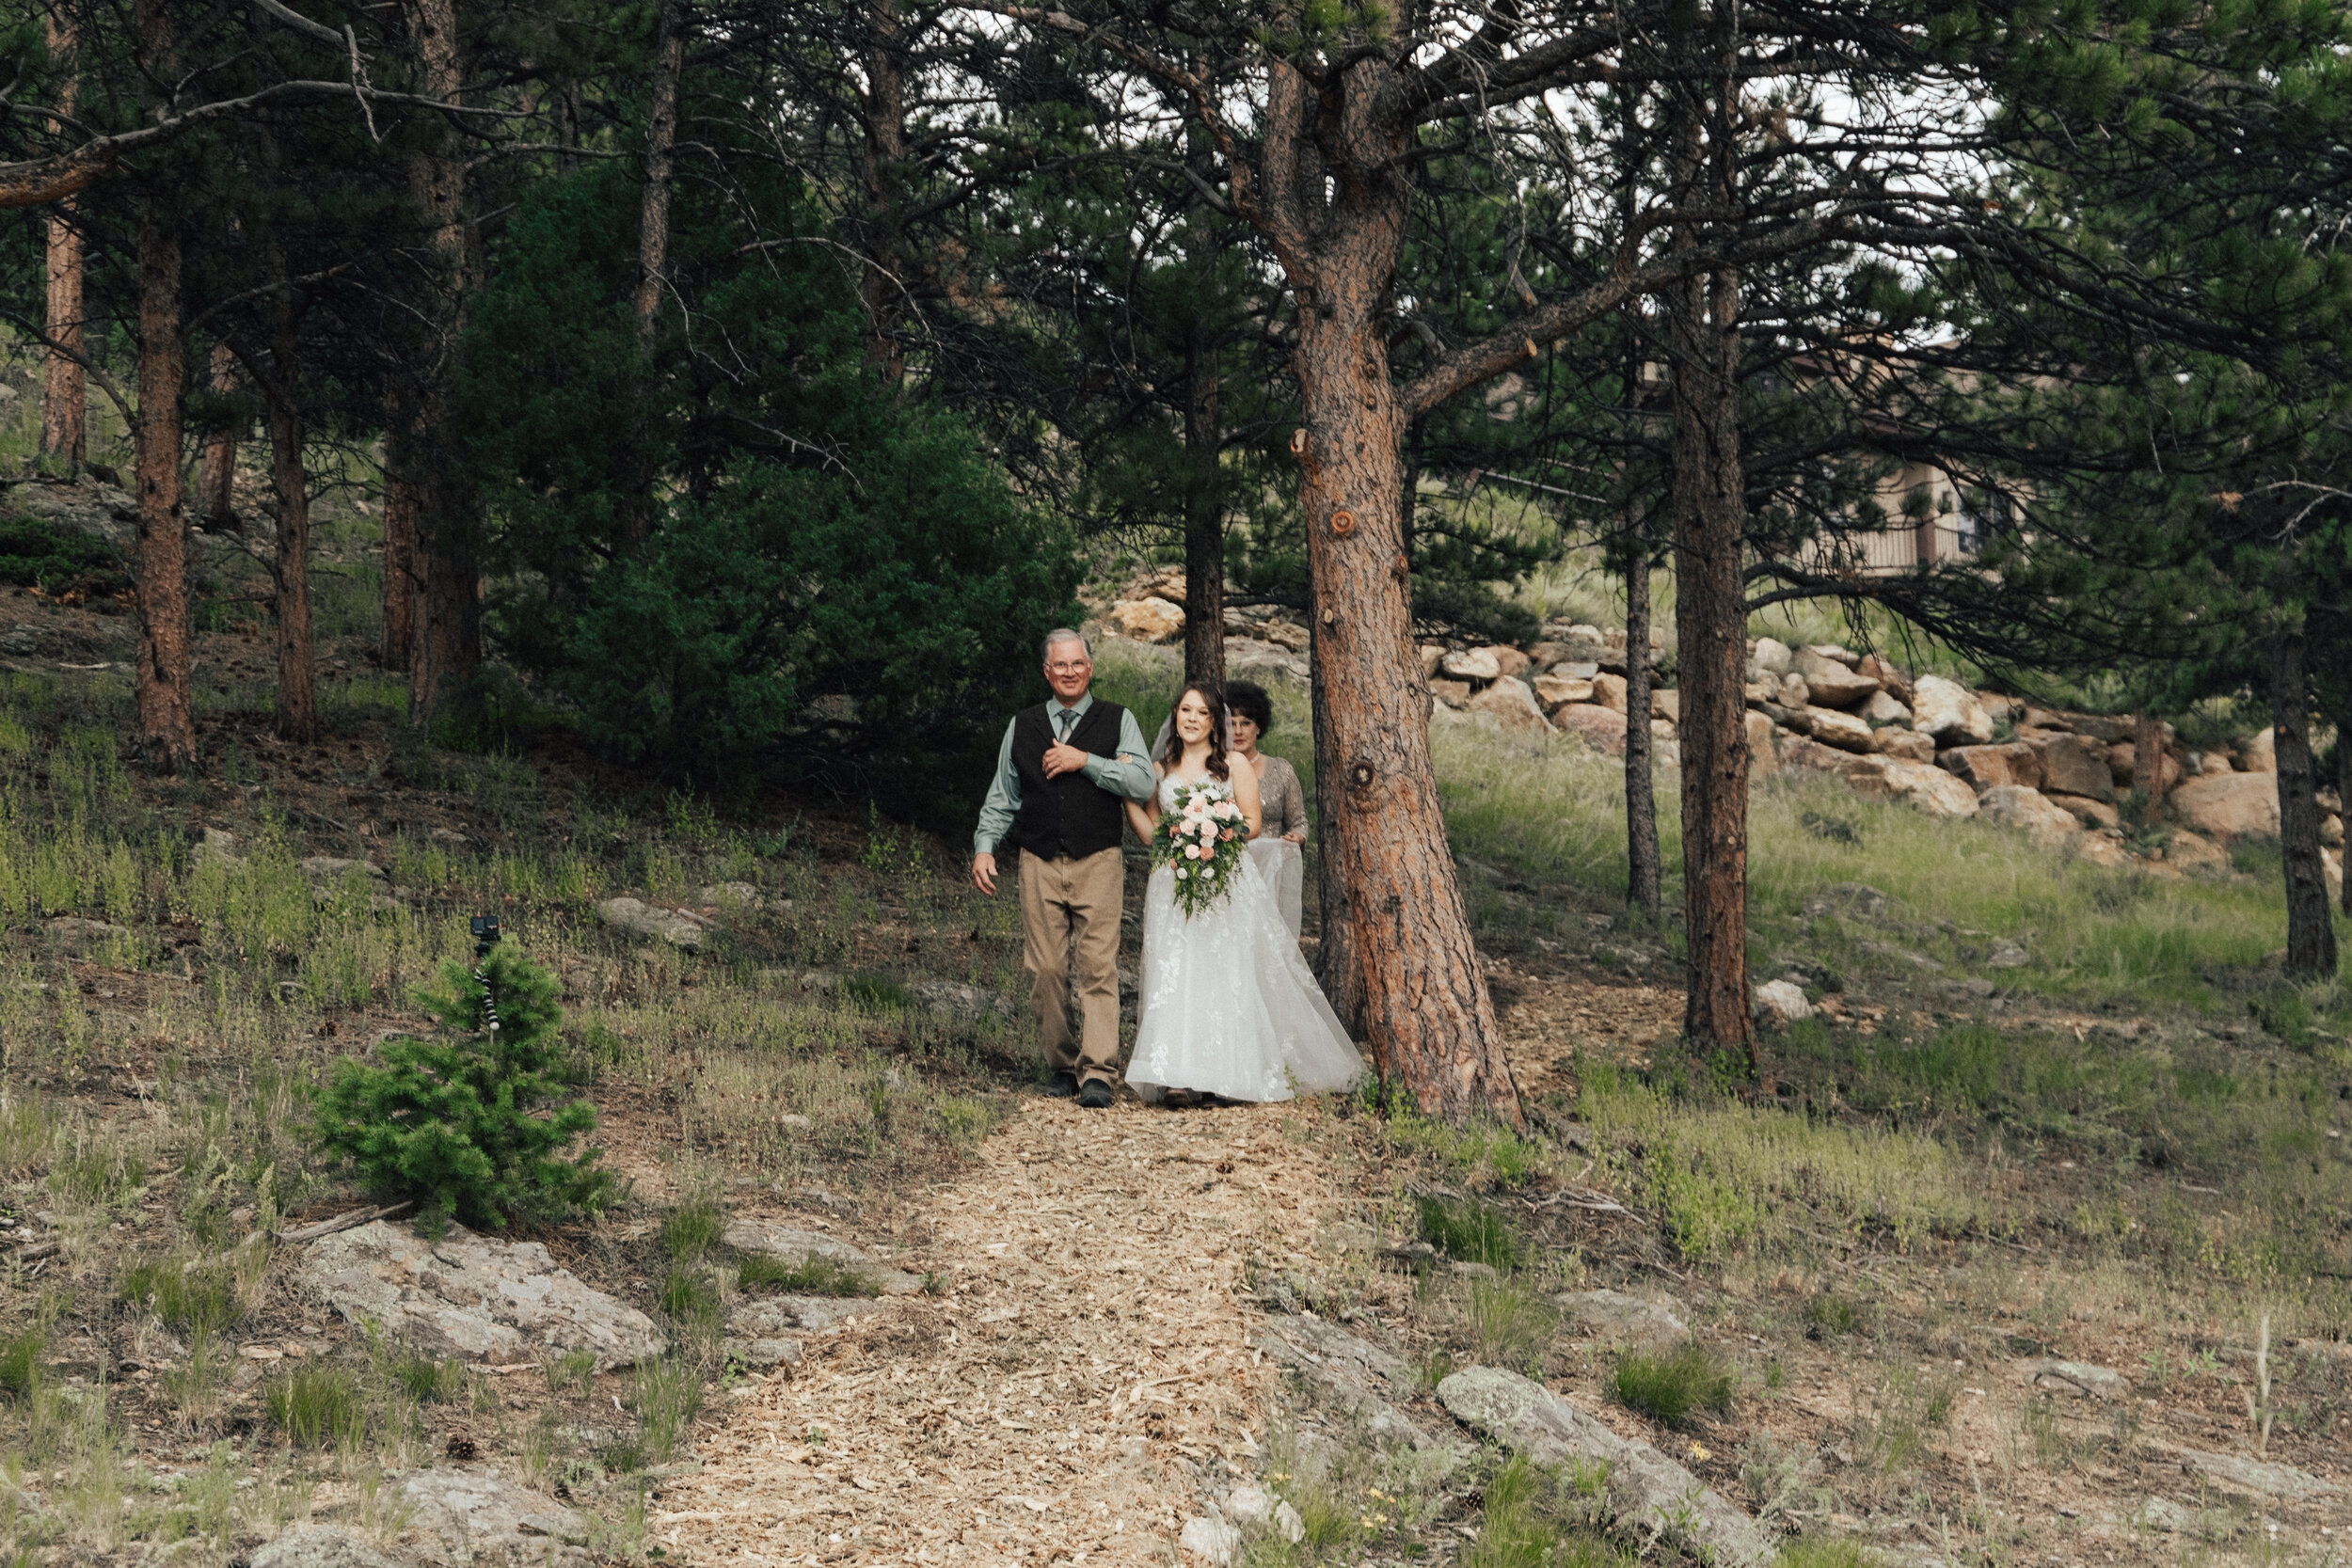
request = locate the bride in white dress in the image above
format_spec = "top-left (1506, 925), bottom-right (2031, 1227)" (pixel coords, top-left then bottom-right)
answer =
top-left (1122, 683), bottom-right (1364, 1105)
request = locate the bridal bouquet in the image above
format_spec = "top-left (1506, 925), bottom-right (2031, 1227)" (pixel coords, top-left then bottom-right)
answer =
top-left (1149, 782), bottom-right (1248, 918)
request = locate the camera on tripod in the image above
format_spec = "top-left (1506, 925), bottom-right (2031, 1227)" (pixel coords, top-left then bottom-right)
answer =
top-left (470, 914), bottom-right (501, 957)
top-left (470, 915), bottom-right (503, 1033)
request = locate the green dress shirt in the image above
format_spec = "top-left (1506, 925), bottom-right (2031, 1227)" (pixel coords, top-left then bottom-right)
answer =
top-left (973, 692), bottom-right (1158, 854)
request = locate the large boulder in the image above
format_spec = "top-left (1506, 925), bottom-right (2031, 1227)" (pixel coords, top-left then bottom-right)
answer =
top-left (2030, 732), bottom-right (2114, 799)
top-left (1780, 736), bottom-right (1883, 782)
top-left (1468, 675), bottom-right (1551, 731)
top-left (1479, 645), bottom-right (1530, 679)
top-left (1801, 706), bottom-right (1875, 752)
top-left (300, 1222), bottom-right (665, 1370)
top-left (1533, 673), bottom-right (1593, 707)
top-left (2048, 794), bottom-right (2120, 830)
top-left (1258, 1316), bottom-right (1462, 1465)
top-left (723, 1218), bottom-right (926, 1292)
top-left (598, 896), bottom-right (709, 951)
top-left (1856, 653), bottom-right (1913, 702)
top-left (1873, 727), bottom-right (1937, 764)
top-left (1650, 689), bottom-right (1679, 722)
top-left (1913, 674), bottom-right (1994, 744)
top-left (1429, 678), bottom-right (1470, 709)
top-left (250, 1530), bottom-right (409, 1568)
top-left (1554, 1289), bottom-right (1692, 1349)
top-left (1438, 1368), bottom-right (1774, 1568)
top-left (1794, 660), bottom-right (1882, 709)
top-left (1589, 672), bottom-right (1629, 713)
top-left (2241, 727), bottom-right (2278, 772)
top-left (1108, 596), bottom-right (1184, 643)
top-left (1941, 742), bottom-right (2041, 793)
top-left (397, 1470), bottom-right (594, 1566)
top-left (2164, 828), bottom-right (2232, 873)
top-left (1440, 647), bottom-right (1502, 681)
top-left (1860, 689), bottom-right (1912, 724)
top-left (2106, 741), bottom-right (2184, 795)
top-left (1979, 785), bottom-right (2081, 850)
top-left (1775, 673), bottom-right (1810, 708)
top-left (1752, 979), bottom-right (1813, 1024)
top-left (2169, 770), bottom-right (2279, 842)
top-left (1750, 636), bottom-right (1794, 676)
top-left (1552, 704), bottom-right (1629, 755)
top-left (1874, 760), bottom-right (1981, 819)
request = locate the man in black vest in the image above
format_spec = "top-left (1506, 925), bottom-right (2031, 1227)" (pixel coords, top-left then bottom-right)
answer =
top-left (972, 629), bottom-right (1156, 1108)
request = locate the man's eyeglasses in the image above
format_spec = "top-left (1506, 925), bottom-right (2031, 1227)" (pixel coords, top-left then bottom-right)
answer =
top-left (1046, 661), bottom-right (1091, 674)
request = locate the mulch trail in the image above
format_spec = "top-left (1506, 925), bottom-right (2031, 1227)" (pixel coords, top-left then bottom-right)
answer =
top-left (662, 1093), bottom-right (1346, 1565)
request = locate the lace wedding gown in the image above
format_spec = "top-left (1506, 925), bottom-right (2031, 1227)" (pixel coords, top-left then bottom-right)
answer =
top-left (1128, 774), bottom-right (1364, 1102)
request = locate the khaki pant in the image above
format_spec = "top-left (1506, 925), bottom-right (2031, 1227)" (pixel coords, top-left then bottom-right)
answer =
top-left (1017, 847), bottom-right (1123, 1085)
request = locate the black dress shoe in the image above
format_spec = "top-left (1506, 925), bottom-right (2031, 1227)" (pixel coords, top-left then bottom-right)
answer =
top-left (1078, 1080), bottom-right (1115, 1109)
top-left (1045, 1070), bottom-right (1080, 1099)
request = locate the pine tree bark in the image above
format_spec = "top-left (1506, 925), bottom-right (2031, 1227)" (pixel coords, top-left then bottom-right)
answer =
top-left (132, 191), bottom-right (195, 769)
top-left (2132, 707), bottom-right (2165, 820)
top-left (265, 262), bottom-right (318, 743)
top-left (39, 16), bottom-right (84, 467)
top-left (1665, 87), bottom-right (1754, 1063)
top-left (196, 342), bottom-right (240, 529)
top-left (404, 0), bottom-right (482, 722)
top-left (1624, 531), bottom-right (1661, 920)
top-left (1181, 319), bottom-right (1224, 688)
top-left (2271, 628), bottom-right (2339, 979)
top-left (857, 0), bottom-right (908, 381)
top-left (2341, 736), bottom-right (2351, 917)
top-left (623, 0), bottom-right (685, 550)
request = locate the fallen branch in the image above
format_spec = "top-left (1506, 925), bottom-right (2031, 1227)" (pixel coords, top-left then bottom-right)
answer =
top-left (276, 1201), bottom-right (411, 1245)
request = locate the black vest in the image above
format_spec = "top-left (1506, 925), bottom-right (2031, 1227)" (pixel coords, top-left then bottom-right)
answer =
top-left (1009, 701), bottom-right (1130, 861)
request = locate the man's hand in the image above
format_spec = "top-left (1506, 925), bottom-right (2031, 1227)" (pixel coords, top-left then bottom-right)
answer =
top-left (1283, 829), bottom-right (1306, 844)
top-left (1041, 740), bottom-right (1089, 779)
top-left (972, 851), bottom-right (999, 895)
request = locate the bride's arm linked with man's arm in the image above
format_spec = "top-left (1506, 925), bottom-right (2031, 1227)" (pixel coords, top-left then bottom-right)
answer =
top-left (970, 703), bottom-right (1156, 895)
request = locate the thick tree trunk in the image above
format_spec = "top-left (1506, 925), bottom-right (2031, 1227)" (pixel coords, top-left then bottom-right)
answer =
top-left (2133, 707), bottom-right (2165, 822)
top-left (1181, 322), bottom-right (1224, 688)
top-left (40, 20), bottom-right (84, 466)
top-left (1311, 622), bottom-right (1363, 1033)
top-left (1668, 255), bottom-right (1753, 1062)
top-left (266, 272), bottom-right (318, 744)
top-left (857, 0), bottom-right (908, 381)
top-left (622, 0), bottom-right (685, 551)
top-left (1624, 533), bottom-right (1661, 920)
top-left (196, 341), bottom-right (240, 529)
top-left (2272, 629), bottom-right (2339, 980)
top-left (404, 0), bottom-right (482, 722)
top-left (2341, 735), bottom-right (2351, 917)
top-left (132, 194), bottom-right (195, 770)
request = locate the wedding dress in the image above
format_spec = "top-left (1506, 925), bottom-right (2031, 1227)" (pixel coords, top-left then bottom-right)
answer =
top-left (1128, 773), bottom-right (1364, 1102)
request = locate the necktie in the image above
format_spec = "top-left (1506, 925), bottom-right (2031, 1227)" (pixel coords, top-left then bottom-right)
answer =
top-left (1057, 708), bottom-right (1074, 741)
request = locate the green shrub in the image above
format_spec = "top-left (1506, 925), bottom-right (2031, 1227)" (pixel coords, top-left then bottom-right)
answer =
top-left (1804, 1291), bottom-right (1864, 1338)
top-left (0, 1331), bottom-right (40, 1401)
top-left (662, 1197), bottom-right (726, 1265)
top-left (119, 1258), bottom-right (241, 1338)
top-left (1613, 1343), bottom-right (1736, 1428)
top-left (735, 1250), bottom-right (882, 1298)
top-left (267, 1368), bottom-right (363, 1449)
top-left (1416, 1196), bottom-right (1523, 1270)
top-left (0, 517), bottom-right (127, 598)
top-left (307, 944), bottom-right (615, 1232)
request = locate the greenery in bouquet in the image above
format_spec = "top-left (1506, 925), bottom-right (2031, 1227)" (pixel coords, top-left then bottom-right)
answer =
top-left (1149, 781), bottom-right (1249, 918)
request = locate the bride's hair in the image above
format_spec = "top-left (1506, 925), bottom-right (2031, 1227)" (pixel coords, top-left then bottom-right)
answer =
top-left (1172, 681), bottom-right (1231, 779)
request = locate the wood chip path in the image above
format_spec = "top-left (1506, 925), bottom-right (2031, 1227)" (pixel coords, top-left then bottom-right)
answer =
top-left (660, 1096), bottom-right (1345, 1565)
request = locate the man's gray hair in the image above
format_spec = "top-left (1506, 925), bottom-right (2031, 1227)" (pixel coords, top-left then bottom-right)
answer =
top-left (1041, 627), bottom-right (1092, 660)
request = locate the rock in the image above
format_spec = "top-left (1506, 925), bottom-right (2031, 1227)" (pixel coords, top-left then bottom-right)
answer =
top-left (1752, 979), bottom-right (1814, 1025)
top-left (1873, 728), bottom-right (1938, 764)
top-left (1650, 689), bottom-right (1679, 722)
top-left (1258, 620), bottom-right (1310, 653)
top-left (1439, 647), bottom-right (1502, 681)
top-left (1804, 707), bottom-right (1875, 752)
top-left (1743, 711), bottom-right (1778, 775)
top-left (2164, 828), bottom-right (2232, 873)
top-left (300, 1221), bottom-right (665, 1370)
top-left (1223, 1485), bottom-right (1304, 1543)
top-left (300, 856), bottom-right (387, 883)
top-left (1804, 882), bottom-right (1889, 920)
top-left (1109, 596), bottom-right (1184, 643)
top-left (2173, 1448), bottom-right (2340, 1500)
top-left (1941, 743), bottom-right (2042, 793)
top-left (1419, 644), bottom-right (1446, 679)
top-left (1805, 642), bottom-right (1860, 668)
top-left (1178, 1515), bottom-right (1241, 1563)
top-left (1429, 678), bottom-right (1470, 708)
top-left (1985, 939), bottom-right (2029, 969)
top-left (2169, 770), bottom-right (2278, 841)
top-left (1912, 674), bottom-right (1994, 744)
top-left (1979, 786), bottom-right (2082, 850)
top-left (1551, 704), bottom-right (1629, 755)
top-left (1776, 673), bottom-right (1811, 708)
top-left (250, 1528), bottom-right (410, 1568)
top-left (396, 1469), bottom-right (594, 1566)
top-left (2072, 832), bottom-right (2134, 868)
top-left (730, 1295), bottom-right (871, 1337)
top-left (1795, 662), bottom-right (1883, 710)
top-left (597, 895), bottom-right (709, 951)
top-left (1779, 736), bottom-right (1883, 783)
top-left (2324, 813), bottom-right (2344, 847)
top-left (1590, 673), bottom-right (1629, 713)
top-left (1, 476), bottom-right (138, 546)
top-left (1255, 1316), bottom-right (1460, 1466)
top-left (2128, 1497), bottom-right (2200, 1534)
top-left (1526, 641), bottom-right (1573, 668)
top-left (906, 979), bottom-right (1018, 1028)
top-left (1872, 760), bottom-right (1981, 819)
top-left (196, 826), bottom-right (244, 865)
top-left (1860, 689), bottom-right (1912, 724)
top-left (1467, 676), bottom-right (1551, 731)
top-left (2194, 750), bottom-right (2235, 777)
top-left (695, 881), bottom-right (765, 911)
top-left (2070, 712), bottom-right (2136, 743)
top-left (1856, 653), bottom-right (1912, 702)
top-left (1554, 1289), bottom-right (1691, 1348)
top-left (2047, 794), bottom-right (2120, 829)
top-left (1438, 1368), bottom-right (1774, 1568)
top-left (1751, 637), bottom-right (1794, 676)
top-left (2030, 733), bottom-right (2114, 799)
top-left (1481, 645), bottom-right (1530, 679)
top-left (2241, 727), bottom-right (2278, 772)
top-left (1533, 673), bottom-right (1593, 706)
top-left (723, 1337), bottom-right (803, 1370)
top-left (723, 1218), bottom-right (924, 1293)
top-left (2016, 1358), bottom-right (2128, 1399)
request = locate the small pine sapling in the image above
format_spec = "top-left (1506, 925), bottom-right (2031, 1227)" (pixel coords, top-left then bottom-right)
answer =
top-left (308, 942), bottom-right (615, 1234)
